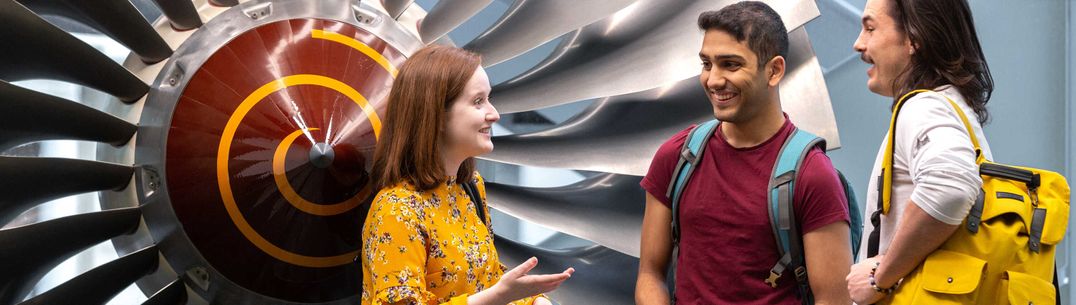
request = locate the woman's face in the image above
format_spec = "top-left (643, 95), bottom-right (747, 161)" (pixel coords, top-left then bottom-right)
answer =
top-left (443, 67), bottom-right (499, 159)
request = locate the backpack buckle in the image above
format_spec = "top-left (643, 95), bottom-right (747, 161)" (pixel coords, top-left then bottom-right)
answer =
top-left (765, 270), bottom-right (781, 288)
top-left (679, 147), bottom-right (697, 165)
top-left (794, 266), bottom-right (808, 282)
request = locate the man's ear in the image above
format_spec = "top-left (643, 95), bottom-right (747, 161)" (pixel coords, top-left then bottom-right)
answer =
top-left (905, 36), bottom-right (917, 55)
top-left (767, 56), bottom-right (786, 87)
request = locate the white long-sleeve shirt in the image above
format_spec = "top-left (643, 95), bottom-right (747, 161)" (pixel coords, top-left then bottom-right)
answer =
top-left (860, 85), bottom-right (993, 257)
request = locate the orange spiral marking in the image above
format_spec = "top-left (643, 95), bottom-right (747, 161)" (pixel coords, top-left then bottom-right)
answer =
top-left (272, 127), bottom-right (372, 216)
top-left (312, 29), bottom-right (399, 77)
top-left (218, 74), bottom-right (381, 268)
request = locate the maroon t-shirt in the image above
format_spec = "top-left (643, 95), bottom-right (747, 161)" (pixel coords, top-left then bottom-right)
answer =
top-left (640, 117), bottom-right (849, 304)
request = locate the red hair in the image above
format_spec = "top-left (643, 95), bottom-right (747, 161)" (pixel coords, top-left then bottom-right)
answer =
top-left (371, 45), bottom-right (481, 190)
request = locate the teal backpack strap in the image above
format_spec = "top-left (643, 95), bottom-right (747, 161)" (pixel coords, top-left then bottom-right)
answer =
top-left (839, 171), bottom-right (863, 260)
top-left (765, 128), bottom-right (824, 305)
top-left (667, 119), bottom-right (719, 246)
top-left (665, 119), bottom-right (717, 305)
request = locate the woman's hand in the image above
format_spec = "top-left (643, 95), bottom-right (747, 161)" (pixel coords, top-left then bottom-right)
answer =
top-left (846, 255), bottom-right (886, 304)
top-left (496, 257), bottom-right (574, 301)
top-left (471, 257), bottom-right (574, 305)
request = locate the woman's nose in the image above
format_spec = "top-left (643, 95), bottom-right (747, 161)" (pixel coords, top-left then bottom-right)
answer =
top-left (486, 105), bottom-right (500, 123)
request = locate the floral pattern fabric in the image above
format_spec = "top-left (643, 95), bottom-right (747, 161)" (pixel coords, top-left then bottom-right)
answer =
top-left (361, 172), bottom-right (538, 305)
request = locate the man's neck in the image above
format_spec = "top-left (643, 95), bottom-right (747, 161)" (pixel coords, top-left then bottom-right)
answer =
top-left (720, 106), bottom-right (785, 148)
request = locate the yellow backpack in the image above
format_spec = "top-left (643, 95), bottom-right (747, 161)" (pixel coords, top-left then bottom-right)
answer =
top-left (874, 89), bottom-right (1070, 305)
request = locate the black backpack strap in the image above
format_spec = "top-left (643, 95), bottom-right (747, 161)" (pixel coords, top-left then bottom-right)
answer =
top-left (867, 188), bottom-right (882, 257)
top-left (1054, 263), bottom-right (1061, 305)
top-left (462, 180), bottom-right (487, 226)
top-left (789, 199), bottom-right (811, 305)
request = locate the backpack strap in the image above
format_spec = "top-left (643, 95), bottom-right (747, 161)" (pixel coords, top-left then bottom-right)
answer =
top-left (870, 89), bottom-right (984, 256)
top-left (665, 119), bottom-right (718, 305)
top-left (462, 180), bottom-right (488, 226)
top-left (765, 127), bottom-right (825, 305)
top-left (667, 119), bottom-right (719, 246)
top-left (879, 89), bottom-right (984, 215)
top-left (838, 171), bottom-right (864, 260)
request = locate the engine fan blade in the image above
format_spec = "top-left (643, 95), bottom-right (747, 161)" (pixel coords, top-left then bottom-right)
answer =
top-left (0, 81), bottom-right (136, 151)
top-left (0, 207), bottom-right (142, 305)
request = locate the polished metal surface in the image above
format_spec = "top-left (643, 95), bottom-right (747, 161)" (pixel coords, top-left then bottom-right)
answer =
top-left (0, 0), bottom-right (148, 102)
top-left (484, 77), bottom-right (709, 176)
top-left (210, 0), bottom-right (239, 6)
top-left (160, 18), bottom-right (394, 302)
top-left (18, 245), bottom-right (160, 305)
top-left (481, 27), bottom-right (839, 177)
top-left (18, 0), bottom-right (173, 63)
top-left (0, 81), bottom-right (136, 151)
top-left (126, 0), bottom-right (418, 303)
top-left (496, 238), bottom-right (639, 304)
top-left (150, 0), bottom-right (202, 30)
top-left (487, 173), bottom-right (646, 256)
top-left (380, 0), bottom-right (413, 19)
top-left (0, 208), bottom-right (142, 305)
top-left (780, 27), bottom-right (841, 148)
top-left (417, 0), bottom-right (492, 44)
top-left (490, 0), bottom-right (819, 114)
top-left (463, 0), bottom-right (637, 67)
top-left (142, 279), bottom-right (188, 305)
top-left (0, 156), bottom-right (133, 226)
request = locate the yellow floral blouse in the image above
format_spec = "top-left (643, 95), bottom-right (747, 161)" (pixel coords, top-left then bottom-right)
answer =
top-left (361, 172), bottom-right (539, 305)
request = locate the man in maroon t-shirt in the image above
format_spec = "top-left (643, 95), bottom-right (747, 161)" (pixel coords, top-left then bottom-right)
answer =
top-left (635, 2), bottom-right (852, 305)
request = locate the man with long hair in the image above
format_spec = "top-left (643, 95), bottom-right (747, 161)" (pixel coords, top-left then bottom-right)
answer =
top-left (845, 0), bottom-right (994, 303)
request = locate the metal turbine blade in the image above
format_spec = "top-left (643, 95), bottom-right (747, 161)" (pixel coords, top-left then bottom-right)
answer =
top-left (778, 27), bottom-right (840, 148)
top-left (0, 157), bottom-right (133, 226)
top-left (495, 237), bottom-right (638, 304)
top-left (17, 0), bottom-right (173, 63)
top-left (149, 0), bottom-right (202, 30)
top-left (484, 77), bottom-right (710, 176)
top-left (210, 0), bottom-right (239, 7)
top-left (17, 245), bottom-right (159, 305)
top-left (487, 173), bottom-right (646, 256)
top-left (0, 0), bottom-right (148, 103)
top-left (381, 0), bottom-right (414, 19)
top-left (0, 207), bottom-right (142, 305)
top-left (0, 81), bottom-right (136, 151)
top-left (490, 0), bottom-right (819, 114)
top-left (141, 279), bottom-right (188, 305)
top-left (462, 0), bottom-right (637, 67)
top-left (418, 0), bottom-right (492, 44)
top-left (482, 28), bottom-right (839, 175)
